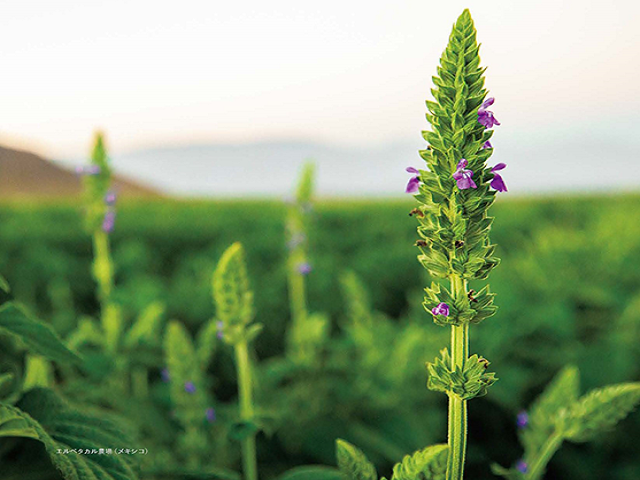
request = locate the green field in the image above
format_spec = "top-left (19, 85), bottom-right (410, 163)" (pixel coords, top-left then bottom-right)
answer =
top-left (1, 194), bottom-right (639, 479)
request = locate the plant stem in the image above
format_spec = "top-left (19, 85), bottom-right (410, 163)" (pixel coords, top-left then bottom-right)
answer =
top-left (235, 340), bottom-right (258, 480)
top-left (287, 253), bottom-right (307, 328)
top-left (93, 230), bottom-right (121, 352)
top-left (526, 432), bottom-right (564, 480)
top-left (447, 275), bottom-right (469, 480)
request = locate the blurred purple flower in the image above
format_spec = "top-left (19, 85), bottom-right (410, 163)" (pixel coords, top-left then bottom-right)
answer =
top-left (75, 165), bottom-right (101, 176)
top-left (102, 211), bottom-right (116, 233)
top-left (452, 159), bottom-right (477, 190)
top-left (405, 167), bottom-right (420, 194)
top-left (516, 460), bottom-right (528, 474)
top-left (490, 163), bottom-right (508, 192)
top-left (482, 140), bottom-right (493, 149)
top-left (297, 262), bottom-right (312, 275)
top-left (431, 302), bottom-right (450, 317)
top-left (105, 191), bottom-right (117, 206)
top-left (184, 381), bottom-right (196, 394)
top-left (161, 368), bottom-right (170, 383)
top-left (216, 320), bottom-right (224, 339)
top-left (478, 97), bottom-right (500, 129)
top-left (516, 410), bottom-right (529, 429)
top-left (206, 407), bottom-right (217, 423)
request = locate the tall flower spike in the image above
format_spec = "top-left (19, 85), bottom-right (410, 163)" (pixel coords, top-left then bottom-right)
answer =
top-left (416, 9), bottom-right (501, 480)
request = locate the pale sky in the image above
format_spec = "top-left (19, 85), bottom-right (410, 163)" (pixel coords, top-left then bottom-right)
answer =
top-left (2, 0), bottom-right (639, 160)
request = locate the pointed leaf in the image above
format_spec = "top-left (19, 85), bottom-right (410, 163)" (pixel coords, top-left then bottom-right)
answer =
top-left (0, 303), bottom-right (81, 365)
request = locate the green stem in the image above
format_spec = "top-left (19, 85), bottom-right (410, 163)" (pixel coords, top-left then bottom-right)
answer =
top-left (447, 276), bottom-right (469, 480)
top-left (92, 231), bottom-right (113, 302)
top-left (526, 432), bottom-right (563, 480)
top-left (235, 340), bottom-right (258, 480)
top-left (287, 254), bottom-right (308, 327)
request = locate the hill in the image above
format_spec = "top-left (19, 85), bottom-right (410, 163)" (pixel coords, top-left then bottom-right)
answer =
top-left (0, 145), bottom-right (159, 199)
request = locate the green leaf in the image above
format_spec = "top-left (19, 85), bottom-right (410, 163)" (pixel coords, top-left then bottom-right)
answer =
top-left (195, 319), bottom-right (220, 369)
top-left (0, 303), bottom-right (81, 365)
top-left (564, 383), bottom-right (640, 442)
top-left (390, 444), bottom-right (448, 480)
top-left (336, 439), bottom-right (377, 480)
top-left (0, 403), bottom-right (39, 440)
top-left (522, 365), bottom-right (579, 454)
top-left (3, 387), bottom-right (138, 480)
top-left (143, 466), bottom-right (240, 480)
top-left (0, 273), bottom-right (10, 293)
top-left (124, 301), bottom-right (165, 348)
top-left (278, 466), bottom-right (346, 480)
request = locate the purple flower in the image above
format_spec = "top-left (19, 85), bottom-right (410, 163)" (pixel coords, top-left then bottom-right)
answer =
top-left (515, 460), bottom-right (528, 474)
top-left (287, 233), bottom-right (306, 250)
top-left (184, 381), bottom-right (196, 394)
top-left (297, 262), bottom-right (312, 275)
top-left (516, 410), bottom-right (529, 429)
top-left (490, 163), bottom-right (508, 192)
top-left (105, 191), bottom-right (117, 206)
top-left (482, 140), bottom-right (493, 149)
top-left (452, 159), bottom-right (477, 190)
top-left (216, 320), bottom-right (224, 340)
top-left (161, 368), bottom-right (170, 383)
top-left (478, 97), bottom-right (500, 129)
top-left (205, 407), bottom-right (217, 423)
top-left (405, 167), bottom-right (420, 194)
top-left (431, 302), bottom-right (450, 317)
top-left (75, 165), bottom-right (101, 176)
top-left (102, 210), bottom-right (116, 233)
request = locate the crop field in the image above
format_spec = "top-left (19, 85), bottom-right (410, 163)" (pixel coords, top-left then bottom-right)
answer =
top-left (0, 193), bottom-right (639, 480)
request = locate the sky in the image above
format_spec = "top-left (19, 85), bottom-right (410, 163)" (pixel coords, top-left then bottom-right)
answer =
top-left (1, 0), bottom-right (639, 195)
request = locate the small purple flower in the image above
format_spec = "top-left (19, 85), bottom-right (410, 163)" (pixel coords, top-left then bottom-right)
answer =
top-left (431, 302), bottom-right (450, 317)
top-left (205, 407), bottom-right (217, 423)
top-left (75, 165), bottom-right (101, 176)
top-left (490, 163), bottom-right (508, 192)
top-left (452, 159), bottom-right (477, 190)
top-left (297, 262), bottom-right (312, 275)
top-left (184, 381), bottom-right (196, 394)
top-left (482, 140), bottom-right (493, 149)
top-left (105, 191), bottom-right (117, 206)
top-left (216, 320), bottom-right (224, 340)
top-left (102, 210), bottom-right (116, 233)
top-left (287, 233), bottom-right (306, 250)
top-left (516, 410), bottom-right (529, 429)
top-left (478, 97), bottom-right (500, 129)
top-left (161, 368), bottom-right (170, 383)
top-left (405, 167), bottom-right (420, 194)
top-left (515, 460), bottom-right (528, 474)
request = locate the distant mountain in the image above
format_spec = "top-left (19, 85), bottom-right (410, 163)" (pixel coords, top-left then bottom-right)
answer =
top-left (0, 145), bottom-right (159, 199)
top-left (105, 140), bottom-right (421, 197)
top-left (60, 133), bottom-right (639, 198)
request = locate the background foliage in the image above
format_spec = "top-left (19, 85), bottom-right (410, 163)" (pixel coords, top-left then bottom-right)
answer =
top-left (0, 194), bottom-right (639, 479)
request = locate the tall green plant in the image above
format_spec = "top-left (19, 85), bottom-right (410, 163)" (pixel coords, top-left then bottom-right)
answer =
top-left (409, 9), bottom-right (501, 479)
top-left (213, 243), bottom-right (262, 480)
top-left (80, 132), bottom-right (121, 353)
top-left (285, 163), bottom-right (326, 365)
